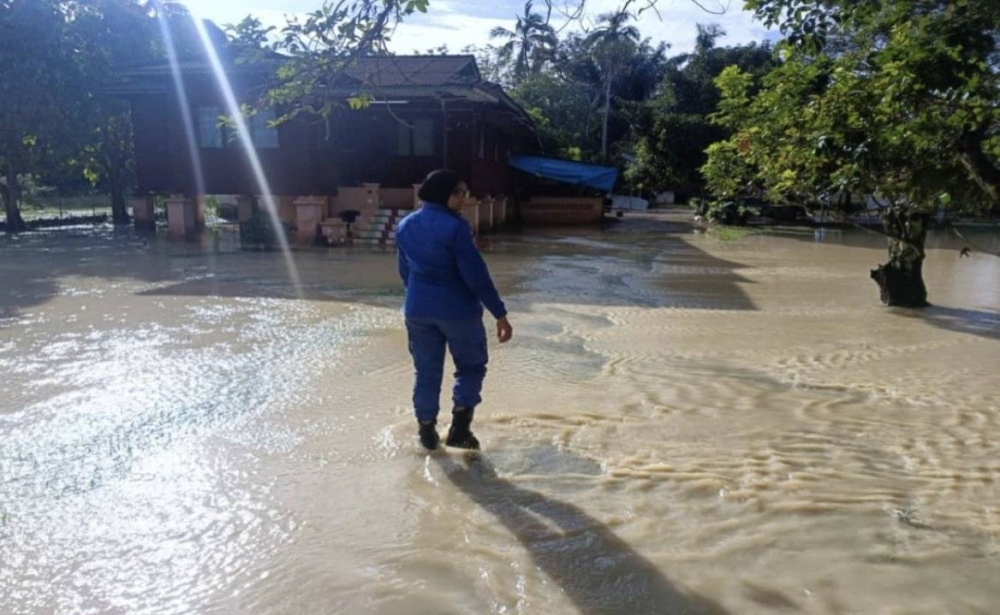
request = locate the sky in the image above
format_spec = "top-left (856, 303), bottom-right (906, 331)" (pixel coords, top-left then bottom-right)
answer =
top-left (182, 0), bottom-right (775, 56)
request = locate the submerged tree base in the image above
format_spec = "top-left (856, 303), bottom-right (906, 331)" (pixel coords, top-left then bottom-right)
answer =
top-left (871, 261), bottom-right (930, 308)
top-left (871, 210), bottom-right (931, 308)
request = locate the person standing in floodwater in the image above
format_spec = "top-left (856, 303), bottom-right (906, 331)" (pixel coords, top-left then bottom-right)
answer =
top-left (396, 169), bottom-right (514, 450)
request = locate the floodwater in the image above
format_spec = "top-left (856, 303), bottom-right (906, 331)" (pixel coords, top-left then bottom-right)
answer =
top-left (2, 215), bottom-right (999, 614)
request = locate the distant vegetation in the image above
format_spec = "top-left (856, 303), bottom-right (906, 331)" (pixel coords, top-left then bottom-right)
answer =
top-left (3, 0), bottom-right (997, 305)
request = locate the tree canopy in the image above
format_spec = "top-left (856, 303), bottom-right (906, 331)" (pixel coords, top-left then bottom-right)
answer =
top-left (707, 0), bottom-right (1000, 214)
top-left (490, 0), bottom-right (558, 85)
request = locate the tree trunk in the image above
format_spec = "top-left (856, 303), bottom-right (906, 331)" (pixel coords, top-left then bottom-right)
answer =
top-left (2, 162), bottom-right (26, 233)
top-left (104, 117), bottom-right (132, 226)
top-left (110, 182), bottom-right (129, 225)
top-left (870, 208), bottom-right (930, 308)
top-left (584, 90), bottom-right (602, 153)
top-left (601, 75), bottom-right (612, 162)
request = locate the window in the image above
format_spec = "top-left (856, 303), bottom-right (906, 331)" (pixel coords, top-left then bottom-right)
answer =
top-left (249, 107), bottom-right (279, 149)
top-left (195, 105), bottom-right (279, 149)
top-left (315, 129), bottom-right (336, 150)
top-left (197, 105), bottom-right (223, 148)
top-left (397, 122), bottom-right (412, 156)
top-left (413, 119), bottom-right (434, 156)
top-left (397, 118), bottom-right (435, 157)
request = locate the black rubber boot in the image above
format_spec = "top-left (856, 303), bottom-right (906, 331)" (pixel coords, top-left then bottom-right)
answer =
top-left (418, 419), bottom-right (440, 451)
top-left (446, 407), bottom-right (480, 450)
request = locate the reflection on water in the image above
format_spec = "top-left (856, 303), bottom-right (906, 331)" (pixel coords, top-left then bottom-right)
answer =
top-left (2, 215), bottom-right (999, 614)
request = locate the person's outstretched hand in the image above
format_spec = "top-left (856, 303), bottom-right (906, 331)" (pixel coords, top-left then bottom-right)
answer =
top-left (497, 317), bottom-right (513, 344)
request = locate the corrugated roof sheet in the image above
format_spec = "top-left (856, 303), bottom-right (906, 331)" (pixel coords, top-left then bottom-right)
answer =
top-left (118, 54), bottom-right (482, 88)
top-left (340, 56), bottom-right (480, 87)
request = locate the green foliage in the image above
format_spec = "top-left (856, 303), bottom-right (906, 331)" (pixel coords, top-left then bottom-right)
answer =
top-left (227, 16), bottom-right (275, 63)
top-left (15, 174), bottom-right (56, 206)
top-left (0, 0), bottom-right (161, 228)
top-left (405, 0), bottom-right (430, 14)
top-left (692, 197), bottom-right (759, 226)
top-left (627, 31), bottom-right (775, 199)
top-left (585, 11), bottom-right (644, 160)
top-left (489, 1), bottom-right (558, 85)
top-left (628, 114), bottom-right (723, 188)
top-left (707, 0), bottom-right (1000, 218)
top-left (239, 207), bottom-right (291, 251)
top-left (499, 24), bottom-right (668, 165)
top-left (462, 43), bottom-right (506, 83)
top-left (511, 73), bottom-right (595, 159)
top-left (348, 94), bottom-right (375, 110)
top-left (227, 0), bottom-right (429, 128)
top-left (0, 0), bottom-right (73, 229)
top-left (712, 225), bottom-right (762, 241)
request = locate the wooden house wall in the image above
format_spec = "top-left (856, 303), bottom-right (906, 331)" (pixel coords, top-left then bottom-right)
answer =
top-left (130, 83), bottom-right (535, 198)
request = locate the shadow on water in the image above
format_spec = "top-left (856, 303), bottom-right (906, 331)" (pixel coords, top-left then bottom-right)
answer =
top-left (434, 453), bottom-right (730, 615)
top-left (1, 217), bottom-right (760, 322)
top-left (891, 305), bottom-right (1000, 342)
top-left (509, 216), bottom-right (759, 311)
top-left (0, 225), bottom-right (166, 321)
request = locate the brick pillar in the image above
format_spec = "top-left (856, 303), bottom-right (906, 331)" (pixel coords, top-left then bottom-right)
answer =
top-left (362, 183), bottom-right (381, 208)
top-left (479, 196), bottom-right (494, 233)
top-left (131, 195), bottom-right (156, 232)
top-left (293, 196), bottom-right (327, 245)
top-left (413, 183), bottom-right (422, 209)
top-left (194, 194), bottom-right (207, 228)
top-left (495, 196), bottom-right (507, 229)
top-left (165, 195), bottom-right (201, 240)
top-left (237, 195), bottom-right (257, 223)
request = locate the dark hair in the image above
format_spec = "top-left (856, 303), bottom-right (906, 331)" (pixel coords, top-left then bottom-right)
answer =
top-left (417, 169), bottom-right (462, 205)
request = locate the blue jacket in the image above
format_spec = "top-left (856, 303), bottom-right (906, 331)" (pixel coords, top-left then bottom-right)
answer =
top-left (396, 201), bottom-right (507, 320)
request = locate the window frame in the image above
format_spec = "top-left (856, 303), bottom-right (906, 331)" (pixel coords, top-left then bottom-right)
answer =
top-left (397, 118), bottom-right (436, 157)
top-left (194, 104), bottom-right (280, 150)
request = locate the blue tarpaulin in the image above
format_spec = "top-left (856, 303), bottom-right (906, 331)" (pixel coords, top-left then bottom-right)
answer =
top-left (509, 155), bottom-right (619, 192)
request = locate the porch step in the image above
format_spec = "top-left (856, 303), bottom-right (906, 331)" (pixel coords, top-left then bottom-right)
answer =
top-left (320, 208), bottom-right (409, 246)
top-left (368, 208), bottom-right (407, 243)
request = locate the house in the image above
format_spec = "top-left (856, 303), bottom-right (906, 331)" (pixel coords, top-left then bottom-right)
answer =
top-left (112, 52), bottom-right (539, 244)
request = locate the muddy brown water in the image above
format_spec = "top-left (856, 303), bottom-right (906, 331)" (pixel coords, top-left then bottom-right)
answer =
top-left (2, 215), bottom-right (999, 614)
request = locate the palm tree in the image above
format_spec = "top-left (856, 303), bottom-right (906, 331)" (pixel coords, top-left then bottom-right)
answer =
top-left (489, 1), bottom-right (557, 84)
top-left (585, 11), bottom-right (641, 161)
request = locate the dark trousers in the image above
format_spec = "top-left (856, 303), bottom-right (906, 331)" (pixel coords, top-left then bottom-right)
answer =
top-left (406, 316), bottom-right (488, 422)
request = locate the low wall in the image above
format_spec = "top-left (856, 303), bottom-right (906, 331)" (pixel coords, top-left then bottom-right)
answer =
top-left (520, 196), bottom-right (604, 226)
top-left (479, 198), bottom-right (494, 232)
top-left (279, 196), bottom-right (296, 225)
top-left (381, 187), bottom-right (416, 211)
top-left (279, 185), bottom-right (534, 244)
top-left (332, 184), bottom-right (380, 216)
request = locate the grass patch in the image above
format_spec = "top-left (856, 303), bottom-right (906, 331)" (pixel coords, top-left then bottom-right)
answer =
top-left (712, 225), bottom-right (763, 241)
top-left (21, 195), bottom-right (111, 221)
